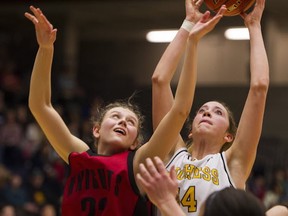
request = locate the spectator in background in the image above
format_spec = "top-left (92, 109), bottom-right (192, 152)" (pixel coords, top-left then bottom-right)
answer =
top-left (26, 169), bottom-right (60, 211)
top-left (0, 109), bottom-right (24, 172)
top-left (0, 204), bottom-right (17, 216)
top-left (1, 173), bottom-right (29, 214)
top-left (40, 203), bottom-right (57, 216)
top-left (274, 168), bottom-right (288, 205)
top-left (0, 91), bottom-right (6, 128)
top-left (263, 182), bottom-right (283, 209)
top-left (249, 174), bottom-right (267, 202)
top-left (0, 60), bottom-right (22, 106)
top-left (0, 165), bottom-right (11, 206)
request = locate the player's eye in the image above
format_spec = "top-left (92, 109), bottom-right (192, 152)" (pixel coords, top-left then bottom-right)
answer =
top-left (215, 110), bottom-right (222, 115)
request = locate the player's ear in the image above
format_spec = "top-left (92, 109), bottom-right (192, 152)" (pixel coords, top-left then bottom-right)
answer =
top-left (224, 133), bottom-right (233, 143)
top-left (130, 140), bottom-right (139, 151)
top-left (188, 131), bottom-right (193, 139)
top-left (92, 124), bottom-right (101, 138)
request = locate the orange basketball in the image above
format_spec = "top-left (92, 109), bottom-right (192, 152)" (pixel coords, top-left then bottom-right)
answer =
top-left (204, 0), bottom-right (256, 16)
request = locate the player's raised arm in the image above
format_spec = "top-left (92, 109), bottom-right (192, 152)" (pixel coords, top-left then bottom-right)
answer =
top-left (152, 0), bottom-right (203, 130)
top-left (152, 0), bottom-right (205, 156)
top-left (26, 6), bottom-right (88, 163)
top-left (134, 6), bottom-right (227, 181)
top-left (226, 0), bottom-right (269, 188)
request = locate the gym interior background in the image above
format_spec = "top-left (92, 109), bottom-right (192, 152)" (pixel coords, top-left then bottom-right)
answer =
top-left (0, 0), bottom-right (287, 214)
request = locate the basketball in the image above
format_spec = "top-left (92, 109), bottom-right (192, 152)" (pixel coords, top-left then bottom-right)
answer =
top-left (204, 0), bottom-right (256, 16)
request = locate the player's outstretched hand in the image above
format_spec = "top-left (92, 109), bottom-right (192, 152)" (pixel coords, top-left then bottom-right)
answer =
top-left (136, 157), bottom-right (178, 207)
top-left (24, 5), bottom-right (57, 48)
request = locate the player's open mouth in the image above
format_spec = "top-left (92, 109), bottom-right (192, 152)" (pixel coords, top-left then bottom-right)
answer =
top-left (114, 128), bottom-right (126, 135)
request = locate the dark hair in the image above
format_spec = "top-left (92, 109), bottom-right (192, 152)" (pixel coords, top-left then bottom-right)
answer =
top-left (186, 100), bottom-right (237, 152)
top-left (203, 188), bottom-right (266, 216)
top-left (90, 96), bottom-right (145, 152)
top-left (218, 101), bottom-right (237, 151)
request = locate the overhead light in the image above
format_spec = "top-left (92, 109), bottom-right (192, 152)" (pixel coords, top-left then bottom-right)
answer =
top-left (146, 27), bottom-right (250, 42)
top-left (224, 27), bottom-right (250, 40)
top-left (146, 30), bottom-right (177, 43)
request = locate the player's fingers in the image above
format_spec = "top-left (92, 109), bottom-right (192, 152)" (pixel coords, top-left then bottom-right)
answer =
top-left (208, 5), bottom-right (225, 25)
top-left (39, 13), bottom-right (50, 25)
top-left (153, 156), bottom-right (166, 174)
top-left (29, 6), bottom-right (40, 18)
top-left (139, 163), bottom-right (153, 181)
top-left (136, 173), bottom-right (150, 189)
top-left (170, 165), bottom-right (177, 182)
top-left (194, 0), bottom-right (204, 7)
top-left (240, 12), bottom-right (247, 19)
top-left (145, 158), bottom-right (159, 177)
top-left (24, 12), bottom-right (38, 25)
top-left (200, 10), bottom-right (211, 22)
top-left (32, 6), bottom-right (48, 26)
top-left (217, 4), bottom-right (227, 16)
top-left (27, 6), bottom-right (44, 25)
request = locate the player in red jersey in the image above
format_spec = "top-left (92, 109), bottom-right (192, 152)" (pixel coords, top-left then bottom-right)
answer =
top-left (25, 4), bottom-right (226, 216)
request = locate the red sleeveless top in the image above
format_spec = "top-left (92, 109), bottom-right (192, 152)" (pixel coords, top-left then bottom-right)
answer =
top-left (61, 150), bottom-right (153, 216)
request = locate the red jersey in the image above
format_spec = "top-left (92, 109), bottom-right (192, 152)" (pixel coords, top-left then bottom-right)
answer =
top-left (62, 150), bottom-right (153, 216)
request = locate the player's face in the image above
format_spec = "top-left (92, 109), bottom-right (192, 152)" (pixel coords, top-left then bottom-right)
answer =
top-left (95, 107), bottom-right (139, 153)
top-left (190, 101), bottom-right (230, 139)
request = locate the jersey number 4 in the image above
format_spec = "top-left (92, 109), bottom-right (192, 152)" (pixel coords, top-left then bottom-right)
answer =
top-left (180, 186), bottom-right (197, 212)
